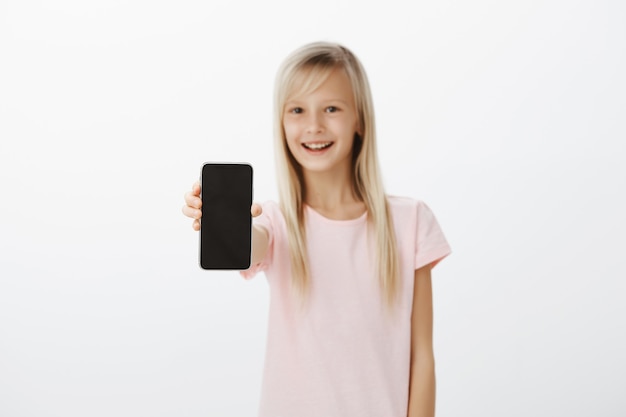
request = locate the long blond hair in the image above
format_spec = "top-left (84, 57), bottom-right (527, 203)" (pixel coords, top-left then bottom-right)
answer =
top-left (273, 42), bottom-right (399, 306)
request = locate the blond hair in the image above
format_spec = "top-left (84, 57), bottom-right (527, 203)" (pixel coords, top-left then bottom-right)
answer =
top-left (273, 42), bottom-right (399, 306)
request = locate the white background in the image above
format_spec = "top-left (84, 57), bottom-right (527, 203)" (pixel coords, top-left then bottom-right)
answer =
top-left (1, 0), bottom-right (625, 416)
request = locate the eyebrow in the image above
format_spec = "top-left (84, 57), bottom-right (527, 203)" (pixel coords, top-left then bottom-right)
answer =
top-left (285, 99), bottom-right (351, 106)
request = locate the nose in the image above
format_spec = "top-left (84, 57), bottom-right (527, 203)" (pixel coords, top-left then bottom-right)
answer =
top-left (305, 111), bottom-right (324, 134)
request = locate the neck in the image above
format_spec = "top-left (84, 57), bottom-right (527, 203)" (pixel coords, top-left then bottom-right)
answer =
top-left (302, 169), bottom-right (365, 220)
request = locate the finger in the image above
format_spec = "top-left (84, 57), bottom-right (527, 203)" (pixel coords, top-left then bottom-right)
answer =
top-left (251, 202), bottom-right (263, 217)
top-left (184, 191), bottom-right (202, 209)
top-left (182, 205), bottom-right (202, 220)
top-left (193, 219), bottom-right (200, 231)
top-left (191, 181), bottom-right (201, 196)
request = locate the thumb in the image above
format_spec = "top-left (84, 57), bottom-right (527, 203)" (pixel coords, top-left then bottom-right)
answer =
top-left (251, 202), bottom-right (262, 218)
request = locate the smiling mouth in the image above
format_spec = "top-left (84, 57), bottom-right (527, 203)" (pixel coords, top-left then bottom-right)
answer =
top-left (303, 142), bottom-right (333, 150)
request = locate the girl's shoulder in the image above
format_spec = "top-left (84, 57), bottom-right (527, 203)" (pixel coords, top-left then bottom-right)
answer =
top-left (386, 195), bottom-right (438, 224)
top-left (386, 195), bottom-right (450, 256)
top-left (386, 194), bottom-right (427, 211)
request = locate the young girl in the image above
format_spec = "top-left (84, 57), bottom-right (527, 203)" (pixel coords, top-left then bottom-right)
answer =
top-left (183, 42), bottom-right (451, 417)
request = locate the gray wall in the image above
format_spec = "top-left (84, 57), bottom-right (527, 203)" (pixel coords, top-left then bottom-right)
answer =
top-left (1, 0), bottom-right (624, 415)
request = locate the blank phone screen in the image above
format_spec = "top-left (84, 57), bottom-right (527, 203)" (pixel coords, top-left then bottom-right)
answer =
top-left (200, 163), bottom-right (253, 270)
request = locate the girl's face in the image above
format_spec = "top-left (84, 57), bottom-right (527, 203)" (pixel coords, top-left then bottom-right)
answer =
top-left (282, 68), bottom-right (360, 178)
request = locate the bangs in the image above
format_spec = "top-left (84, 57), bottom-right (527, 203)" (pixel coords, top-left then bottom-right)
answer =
top-left (282, 63), bottom-right (337, 104)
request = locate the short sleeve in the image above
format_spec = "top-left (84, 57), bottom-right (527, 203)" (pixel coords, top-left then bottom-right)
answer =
top-left (239, 201), bottom-right (275, 279)
top-left (414, 201), bottom-right (451, 270)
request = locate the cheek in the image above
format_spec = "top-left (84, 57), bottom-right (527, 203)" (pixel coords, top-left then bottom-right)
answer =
top-left (282, 121), bottom-right (299, 142)
top-left (282, 124), bottom-right (300, 154)
top-left (285, 138), bottom-right (299, 156)
top-left (331, 117), bottom-right (358, 136)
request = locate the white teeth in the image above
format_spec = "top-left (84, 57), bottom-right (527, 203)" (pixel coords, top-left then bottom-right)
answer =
top-left (304, 142), bottom-right (332, 150)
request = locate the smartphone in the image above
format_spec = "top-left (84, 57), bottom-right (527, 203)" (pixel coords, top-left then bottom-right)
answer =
top-left (199, 163), bottom-right (253, 270)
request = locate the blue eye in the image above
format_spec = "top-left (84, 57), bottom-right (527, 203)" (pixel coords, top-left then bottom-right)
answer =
top-left (326, 106), bottom-right (338, 113)
top-left (290, 107), bottom-right (303, 114)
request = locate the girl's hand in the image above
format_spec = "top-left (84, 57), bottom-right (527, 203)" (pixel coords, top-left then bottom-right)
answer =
top-left (182, 181), bottom-right (263, 231)
top-left (182, 181), bottom-right (203, 231)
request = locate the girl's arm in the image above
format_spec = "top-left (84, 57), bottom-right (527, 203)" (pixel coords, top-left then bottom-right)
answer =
top-left (407, 264), bottom-right (436, 417)
top-left (250, 223), bottom-right (269, 265)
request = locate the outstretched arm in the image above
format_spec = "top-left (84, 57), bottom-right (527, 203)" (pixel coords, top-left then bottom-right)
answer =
top-left (407, 264), bottom-right (436, 417)
top-left (250, 209), bottom-right (269, 265)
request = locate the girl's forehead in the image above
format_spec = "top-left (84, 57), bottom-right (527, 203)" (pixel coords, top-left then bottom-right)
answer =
top-left (285, 66), bottom-right (352, 101)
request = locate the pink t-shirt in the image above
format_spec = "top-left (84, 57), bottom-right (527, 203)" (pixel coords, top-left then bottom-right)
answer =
top-left (241, 196), bottom-right (451, 417)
